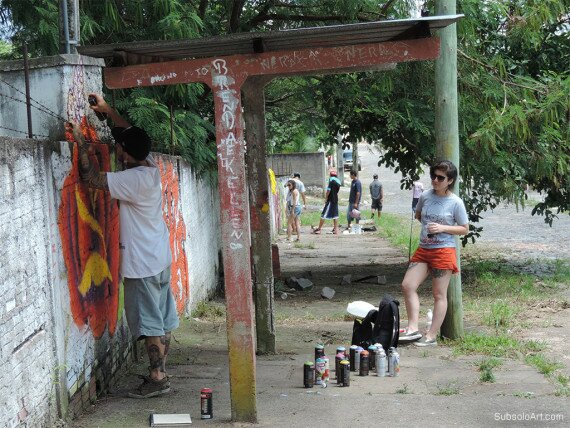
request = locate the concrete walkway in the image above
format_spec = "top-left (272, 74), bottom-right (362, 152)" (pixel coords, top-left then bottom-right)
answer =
top-left (74, 224), bottom-right (568, 427)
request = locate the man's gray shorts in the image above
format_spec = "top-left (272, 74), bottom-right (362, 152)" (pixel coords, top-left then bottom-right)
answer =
top-left (123, 265), bottom-right (179, 339)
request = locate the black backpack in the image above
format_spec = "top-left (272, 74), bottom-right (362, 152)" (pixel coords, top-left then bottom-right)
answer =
top-left (351, 294), bottom-right (400, 352)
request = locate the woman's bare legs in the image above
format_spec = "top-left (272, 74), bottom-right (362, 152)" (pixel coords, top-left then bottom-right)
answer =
top-left (426, 269), bottom-right (452, 340)
top-left (401, 262), bottom-right (430, 332)
top-left (294, 215), bottom-right (301, 241)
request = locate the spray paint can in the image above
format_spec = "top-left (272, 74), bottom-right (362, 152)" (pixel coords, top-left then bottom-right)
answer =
top-left (200, 388), bottom-right (213, 419)
top-left (303, 361), bottom-right (315, 388)
top-left (367, 345), bottom-right (377, 371)
top-left (336, 346), bottom-right (346, 358)
top-left (391, 350), bottom-right (400, 377)
top-left (315, 357), bottom-right (326, 386)
top-left (339, 359), bottom-right (350, 387)
top-left (359, 350), bottom-right (370, 376)
top-left (376, 347), bottom-right (387, 377)
top-left (315, 344), bottom-right (325, 362)
top-left (387, 347), bottom-right (396, 376)
top-left (349, 345), bottom-right (358, 371)
top-left (335, 352), bottom-right (344, 380)
top-left (354, 346), bottom-right (363, 372)
top-left (322, 356), bottom-right (330, 386)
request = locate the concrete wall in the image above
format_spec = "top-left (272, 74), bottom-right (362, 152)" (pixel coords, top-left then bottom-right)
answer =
top-left (266, 152), bottom-right (326, 188)
top-left (0, 55), bottom-right (221, 427)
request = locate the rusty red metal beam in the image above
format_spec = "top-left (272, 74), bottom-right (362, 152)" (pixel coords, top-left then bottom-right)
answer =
top-left (103, 38), bottom-right (440, 89)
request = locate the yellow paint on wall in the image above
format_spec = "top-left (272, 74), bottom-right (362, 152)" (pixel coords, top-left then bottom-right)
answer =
top-left (78, 253), bottom-right (113, 296)
top-left (268, 168), bottom-right (277, 195)
top-left (75, 185), bottom-right (104, 239)
top-left (261, 203), bottom-right (269, 213)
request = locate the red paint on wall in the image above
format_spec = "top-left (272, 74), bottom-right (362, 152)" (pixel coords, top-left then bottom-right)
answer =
top-left (158, 159), bottom-right (189, 313)
top-left (58, 117), bottom-right (120, 338)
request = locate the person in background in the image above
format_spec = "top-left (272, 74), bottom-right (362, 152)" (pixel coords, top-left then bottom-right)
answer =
top-left (292, 172), bottom-right (307, 208)
top-left (291, 172), bottom-right (306, 234)
top-left (369, 173), bottom-right (384, 220)
top-left (346, 170), bottom-right (361, 230)
top-left (67, 93), bottom-right (178, 398)
top-left (412, 180), bottom-right (424, 212)
top-left (400, 160), bottom-right (468, 347)
top-left (285, 179), bottom-right (302, 242)
top-left (311, 169), bottom-right (341, 235)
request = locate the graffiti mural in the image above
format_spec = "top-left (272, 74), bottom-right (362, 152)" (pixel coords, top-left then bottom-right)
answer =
top-left (158, 159), bottom-right (189, 313)
top-left (58, 117), bottom-right (120, 338)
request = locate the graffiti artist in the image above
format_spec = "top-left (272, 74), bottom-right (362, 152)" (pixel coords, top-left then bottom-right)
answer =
top-left (66, 93), bottom-right (178, 399)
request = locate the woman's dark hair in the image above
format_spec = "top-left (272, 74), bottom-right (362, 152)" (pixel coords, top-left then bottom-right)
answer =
top-left (430, 160), bottom-right (458, 190)
top-left (287, 179), bottom-right (297, 190)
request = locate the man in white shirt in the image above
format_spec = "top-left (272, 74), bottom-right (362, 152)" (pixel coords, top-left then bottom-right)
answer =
top-left (67, 93), bottom-right (178, 399)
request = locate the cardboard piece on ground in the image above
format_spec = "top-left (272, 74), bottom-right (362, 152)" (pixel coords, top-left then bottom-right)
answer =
top-left (150, 413), bottom-right (192, 427)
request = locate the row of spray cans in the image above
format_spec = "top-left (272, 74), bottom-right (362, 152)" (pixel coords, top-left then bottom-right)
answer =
top-left (349, 344), bottom-right (400, 377)
top-left (303, 343), bottom-right (400, 388)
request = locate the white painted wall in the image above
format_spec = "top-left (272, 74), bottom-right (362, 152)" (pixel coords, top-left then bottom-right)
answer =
top-left (0, 55), bottom-right (222, 426)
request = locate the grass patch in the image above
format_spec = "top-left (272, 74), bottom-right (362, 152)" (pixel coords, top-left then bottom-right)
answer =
top-left (513, 391), bottom-right (535, 399)
top-left (524, 354), bottom-right (564, 375)
top-left (449, 333), bottom-right (546, 358)
top-left (375, 212), bottom-right (420, 255)
top-left (396, 384), bottom-right (410, 394)
top-left (435, 382), bottom-right (460, 396)
top-left (478, 357), bottom-right (502, 383)
top-left (300, 210), bottom-right (322, 227)
top-left (483, 300), bottom-right (519, 329)
top-left (191, 301), bottom-right (225, 320)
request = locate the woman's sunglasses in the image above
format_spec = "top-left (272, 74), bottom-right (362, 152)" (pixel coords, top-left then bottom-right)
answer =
top-left (430, 173), bottom-right (447, 182)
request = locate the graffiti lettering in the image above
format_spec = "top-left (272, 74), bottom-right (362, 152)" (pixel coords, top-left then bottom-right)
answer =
top-left (212, 58), bottom-right (245, 251)
top-left (212, 59), bottom-right (228, 75)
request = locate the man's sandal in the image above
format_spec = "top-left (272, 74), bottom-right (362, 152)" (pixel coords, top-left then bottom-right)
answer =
top-left (311, 228), bottom-right (321, 235)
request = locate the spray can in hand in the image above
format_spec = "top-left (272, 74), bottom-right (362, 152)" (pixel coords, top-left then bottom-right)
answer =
top-left (88, 95), bottom-right (108, 121)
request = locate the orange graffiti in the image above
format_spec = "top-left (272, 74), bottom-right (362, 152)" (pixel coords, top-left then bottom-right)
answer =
top-left (58, 117), bottom-right (120, 338)
top-left (158, 159), bottom-right (189, 313)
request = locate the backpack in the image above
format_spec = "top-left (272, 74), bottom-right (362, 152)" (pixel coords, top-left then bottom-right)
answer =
top-left (351, 294), bottom-right (400, 352)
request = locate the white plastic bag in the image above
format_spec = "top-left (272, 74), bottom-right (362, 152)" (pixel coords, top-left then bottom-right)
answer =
top-left (346, 300), bottom-right (375, 318)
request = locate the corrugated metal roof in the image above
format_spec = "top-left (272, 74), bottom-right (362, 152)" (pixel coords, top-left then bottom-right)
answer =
top-left (78, 15), bottom-right (462, 66)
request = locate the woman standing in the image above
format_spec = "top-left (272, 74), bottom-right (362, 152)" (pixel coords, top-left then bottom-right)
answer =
top-left (400, 160), bottom-right (469, 346)
top-left (285, 179), bottom-right (302, 242)
top-left (311, 169), bottom-right (341, 235)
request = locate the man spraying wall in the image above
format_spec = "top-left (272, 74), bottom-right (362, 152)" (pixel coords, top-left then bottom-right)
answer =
top-left (66, 93), bottom-right (178, 399)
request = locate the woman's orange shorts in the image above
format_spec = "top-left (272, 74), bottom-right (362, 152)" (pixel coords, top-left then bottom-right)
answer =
top-left (410, 247), bottom-right (459, 274)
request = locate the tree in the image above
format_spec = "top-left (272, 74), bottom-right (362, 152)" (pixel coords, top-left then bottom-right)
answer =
top-left (1, 1), bottom-right (568, 230)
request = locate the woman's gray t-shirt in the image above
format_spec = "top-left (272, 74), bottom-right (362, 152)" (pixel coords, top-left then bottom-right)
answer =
top-left (416, 190), bottom-right (468, 249)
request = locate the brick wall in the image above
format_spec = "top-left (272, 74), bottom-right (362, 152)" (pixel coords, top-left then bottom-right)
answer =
top-left (0, 137), bottom-right (221, 426)
top-left (0, 138), bottom-right (58, 427)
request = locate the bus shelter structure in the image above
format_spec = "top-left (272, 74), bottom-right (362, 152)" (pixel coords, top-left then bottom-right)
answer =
top-left (78, 15), bottom-right (462, 422)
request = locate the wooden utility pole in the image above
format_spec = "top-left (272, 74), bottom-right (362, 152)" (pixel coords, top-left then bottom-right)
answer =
top-left (435, 0), bottom-right (464, 339)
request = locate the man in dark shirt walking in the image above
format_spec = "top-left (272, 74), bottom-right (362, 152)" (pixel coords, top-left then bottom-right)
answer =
top-left (347, 170), bottom-right (361, 229)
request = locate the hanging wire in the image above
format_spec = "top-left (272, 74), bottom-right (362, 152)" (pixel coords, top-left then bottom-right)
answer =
top-left (0, 124), bottom-right (50, 139)
top-left (0, 77), bottom-right (68, 122)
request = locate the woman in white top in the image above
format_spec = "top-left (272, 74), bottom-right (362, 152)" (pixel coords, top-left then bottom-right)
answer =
top-left (285, 179), bottom-right (302, 242)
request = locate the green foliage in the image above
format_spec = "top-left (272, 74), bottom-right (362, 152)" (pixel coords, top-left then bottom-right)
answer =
top-left (524, 354), bottom-right (564, 375)
top-left (1, 0), bottom-right (569, 203)
top-left (450, 333), bottom-right (546, 358)
top-left (483, 300), bottom-right (519, 329)
top-left (191, 301), bottom-right (225, 319)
